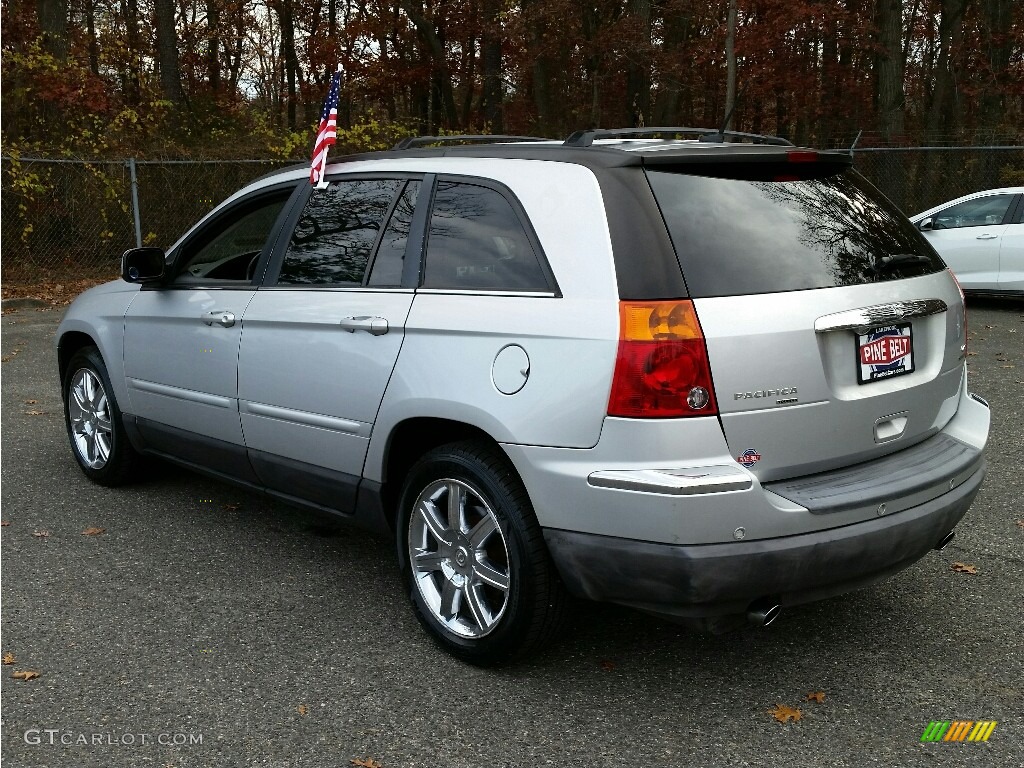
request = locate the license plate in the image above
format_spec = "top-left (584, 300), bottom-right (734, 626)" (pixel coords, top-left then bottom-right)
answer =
top-left (856, 324), bottom-right (914, 384)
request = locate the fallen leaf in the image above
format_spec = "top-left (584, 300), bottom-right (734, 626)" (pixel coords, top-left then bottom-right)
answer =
top-left (81, 527), bottom-right (105, 536)
top-left (600, 660), bottom-right (617, 671)
top-left (24, 409), bottom-right (46, 416)
top-left (12, 670), bottom-right (39, 680)
top-left (805, 691), bottom-right (826, 703)
top-left (1014, 520), bottom-right (1024, 529)
top-left (223, 503), bottom-right (241, 511)
top-left (770, 704), bottom-right (803, 723)
top-left (1, 521), bottom-right (10, 527)
top-left (1001, 365), bottom-right (1016, 369)
top-left (33, 530), bottom-right (50, 539)
top-left (965, 352), bottom-right (978, 356)
top-left (984, 324), bottom-right (996, 329)
top-left (2, 652), bottom-right (15, 665)
top-left (350, 759), bottom-right (384, 768)
top-left (23, 399), bottom-right (38, 404)
top-left (297, 705), bottom-right (307, 716)
top-left (951, 561), bottom-right (978, 574)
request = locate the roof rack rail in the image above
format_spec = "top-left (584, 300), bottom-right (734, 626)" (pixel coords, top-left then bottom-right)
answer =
top-left (563, 127), bottom-right (793, 147)
top-left (393, 135), bottom-right (548, 150)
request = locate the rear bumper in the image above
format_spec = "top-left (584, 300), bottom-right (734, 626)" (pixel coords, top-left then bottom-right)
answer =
top-left (543, 459), bottom-right (984, 618)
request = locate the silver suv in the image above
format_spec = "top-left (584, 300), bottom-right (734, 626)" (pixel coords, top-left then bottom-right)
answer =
top-left (58, 129), bottom-right (991, 664)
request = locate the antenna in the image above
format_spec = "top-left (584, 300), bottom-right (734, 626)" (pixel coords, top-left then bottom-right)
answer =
top-left (717, 83), bottom-right (748, 141)
top-left (849, 129), bottom-right (863, 155)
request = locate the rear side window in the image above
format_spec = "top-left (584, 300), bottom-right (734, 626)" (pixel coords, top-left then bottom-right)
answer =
top-left (423, 181), bottom-right (551, 292)
top-left (646, 168), bottom-right (945, 297)
top-left (279, 178), bottom-right (402, 285)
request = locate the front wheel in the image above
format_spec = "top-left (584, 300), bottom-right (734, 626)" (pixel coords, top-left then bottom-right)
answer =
top-left (63, 346), bottom-right (141, 486)
top-left (398, 441), bottom-right (565, 665)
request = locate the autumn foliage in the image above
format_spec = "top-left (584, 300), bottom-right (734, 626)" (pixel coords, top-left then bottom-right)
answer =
top-left (1, 0), bottom-right (1022, 157)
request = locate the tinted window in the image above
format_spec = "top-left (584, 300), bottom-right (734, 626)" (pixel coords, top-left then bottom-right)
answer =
top-left (423, 181), bottom-right (550, 292)
top-left (279, 179), bottom-right (402, 285)
top-left (178, 194), bottom-right (289, 282)
top-left (932, 194), bottom-right (1014, 229)
top-left (646, 168), bottom-right (945, 297)
top-left (368, 180), bottom-right (420, 287)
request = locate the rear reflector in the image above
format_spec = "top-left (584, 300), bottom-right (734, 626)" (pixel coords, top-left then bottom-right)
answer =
top-left (608, 300), bottom-right (718, 418)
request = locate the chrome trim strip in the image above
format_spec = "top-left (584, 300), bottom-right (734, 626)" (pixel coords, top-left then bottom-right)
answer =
top-left (128, 378), bottom-right (233, 409)
top-left (814, 298), bottom-right (947, 334)
top-left (240, 401), bottom-right (370, 436)
top-left (587, 466), bottom-right (753, 496)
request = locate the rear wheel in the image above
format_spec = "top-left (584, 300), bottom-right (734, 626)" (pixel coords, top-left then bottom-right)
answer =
top-left (398, 441), bottom-right (565, 665)
top-left (63, 346), bottom-right (141, 486)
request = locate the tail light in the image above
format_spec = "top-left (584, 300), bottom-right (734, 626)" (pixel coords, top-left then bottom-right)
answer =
top-left (608, 300), bottom-right (718, 418)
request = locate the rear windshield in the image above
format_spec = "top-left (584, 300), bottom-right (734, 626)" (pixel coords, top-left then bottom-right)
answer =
top-left (646, 167), bottom-right (945, 297)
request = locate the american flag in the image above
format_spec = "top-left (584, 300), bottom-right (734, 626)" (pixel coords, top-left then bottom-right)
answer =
top-left (310, 70), bottom-right (342, 185)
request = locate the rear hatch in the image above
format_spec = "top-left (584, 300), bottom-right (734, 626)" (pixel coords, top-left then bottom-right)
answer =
top-left (645, 157), bottom-right (967, 481)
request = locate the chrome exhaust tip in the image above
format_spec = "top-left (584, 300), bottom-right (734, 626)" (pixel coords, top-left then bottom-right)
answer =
top-left (935, 531), bottom-right (955, 551)
top-left (747, 600), bottom-right (782, 627)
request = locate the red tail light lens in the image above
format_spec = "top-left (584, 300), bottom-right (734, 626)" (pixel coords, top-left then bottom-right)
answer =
top-left (608, 300), bottom-right (718, 418)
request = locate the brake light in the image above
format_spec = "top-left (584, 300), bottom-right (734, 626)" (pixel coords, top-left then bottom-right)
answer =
top-left (608, 300), bottom-right (718, 418)
top-left (786, 150), bottom-right (819, 163)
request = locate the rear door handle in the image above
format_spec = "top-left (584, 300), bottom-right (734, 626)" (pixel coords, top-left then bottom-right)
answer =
top-left (339, 316), bottom-right (389, 336)
top-left (201, 311), bottom-right (236, 328)
top-left (975, 234), bottom-right (999, 240)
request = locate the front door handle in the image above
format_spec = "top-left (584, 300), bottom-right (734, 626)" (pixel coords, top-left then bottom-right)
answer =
top-left (201, 310), bottom-right (236, 328)
top-left (339, 316), bottom-right (389, 336)
top-left (975, 233), bottom-right (999, 240)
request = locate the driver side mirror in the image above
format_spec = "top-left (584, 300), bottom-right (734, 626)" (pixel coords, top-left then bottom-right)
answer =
top-left (917, 217), bottom-right (934, 232)
top-left (121, 247), bottom-right (167, 284)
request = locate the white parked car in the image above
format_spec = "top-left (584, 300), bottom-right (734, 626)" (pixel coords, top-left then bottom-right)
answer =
top-left (910, 187), bottom-right (1024, 297)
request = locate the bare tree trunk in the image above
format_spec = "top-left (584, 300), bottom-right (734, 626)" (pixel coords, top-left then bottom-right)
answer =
top-left (121, 0), bottom-right (141, 105)
top-left (36, 0), bottom-right (68, 61)
top-left (206, 0), bottom-right (221, 92)
top-left (875, 0), bottom-right (905, 141)
top-left (85, 0), bottom-right (99, 74)
top-left (724, 0), bottom-right (737, 130)
top-left (625, 0), bottom-right (652, 127)
top-left (480, 0), bottom-right (503, 131)
top-left (155, 0), bottom-right (186, 108)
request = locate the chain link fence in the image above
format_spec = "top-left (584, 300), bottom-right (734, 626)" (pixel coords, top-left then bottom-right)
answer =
top-left (853, 146), bottom-right (1024, 215)
top-left (1, 157), bottom-right (296, 284)
top-left (2, 149), bottom-right (1023, 285)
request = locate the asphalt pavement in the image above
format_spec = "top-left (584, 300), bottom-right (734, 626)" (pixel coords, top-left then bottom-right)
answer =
top-left (2, 297), bottom-right (1022, 768)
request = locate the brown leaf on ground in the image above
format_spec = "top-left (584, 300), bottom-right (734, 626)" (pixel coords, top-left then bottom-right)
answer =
top-left (770, 704), bottom-right (803, 723)
top-left (1, 349), bottom-right (22, 363)
top-left (2, 652), bottom-right (15, 665)
top-left (1, 308), bottom-right (18, 316)
top-left (33, 530), bottom-right (50, 539)
top-left (600, 660), bottom-right (617, 671)
top-left (81, 527), bottom-right (105, 536)
top-left (1016, 520), bottom-right (1024, 529)
top-left (25, 409), bottom-right (47, 416)
top-left (1001, 365), bottom-right (1016, 369)
top-left (805, 691), bottom-right (826, 703)
top-left (951, 561), bottom-right (978, 574)
top-left (965, 352), bottom-right (978, 356)
top-left (1, 521), bottom-right (10, 527)
top-left (24, 399), bottom-right (38, 404)
top-left (297, 705), bottom-right (307, 716)
top-left (12, 670), bottom-right (40, 680)
top-left (223, 503), bottom-right (241, 511)
top-left (350, 759), bottom-right (383, 768)
top-left (1, 276), bottom-right (113, 306)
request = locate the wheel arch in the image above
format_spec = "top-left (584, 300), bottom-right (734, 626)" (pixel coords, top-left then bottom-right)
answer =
top-left (377, 417), bottom-right (519, 532)
top-left (58, 331), bottom-right (101, 383)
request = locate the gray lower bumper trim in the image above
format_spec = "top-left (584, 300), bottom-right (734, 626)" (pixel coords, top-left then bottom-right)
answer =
top-left (764, 432), bottom-right (981, 514)
top-left (544, 460), bottom-right (984, 618)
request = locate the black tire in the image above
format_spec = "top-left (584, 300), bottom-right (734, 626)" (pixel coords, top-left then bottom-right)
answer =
top-left (398, 440), bottom-right (566, 665)
top-left (62, 346), bottom-right (141, 486)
